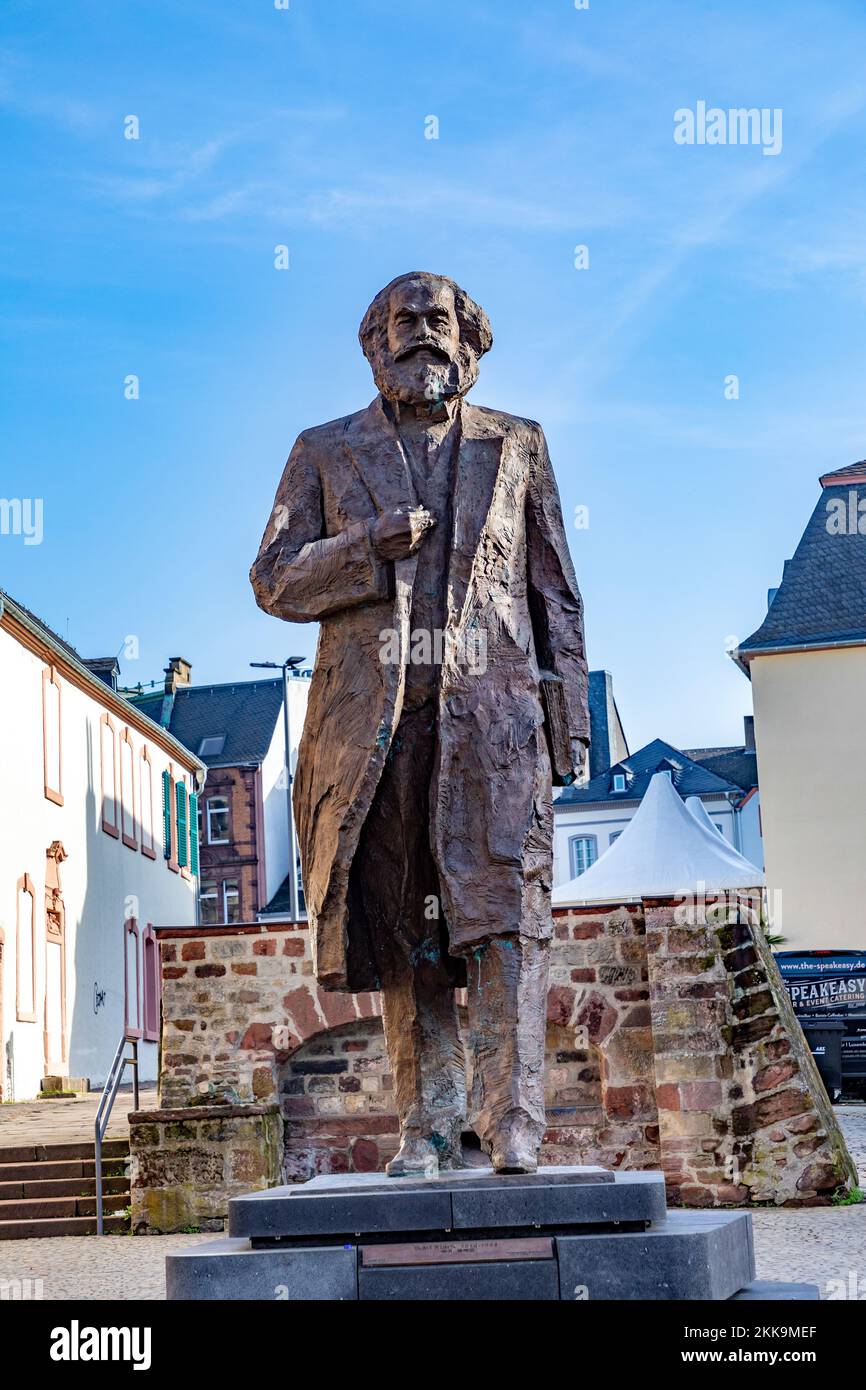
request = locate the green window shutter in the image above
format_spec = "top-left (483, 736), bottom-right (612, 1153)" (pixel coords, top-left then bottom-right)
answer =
top-left (176, 782), bottom-right (188, 868)
top-left (188, 791), bottom-right (200, 877)
top-left (162, 771), bottom-right (172, 859)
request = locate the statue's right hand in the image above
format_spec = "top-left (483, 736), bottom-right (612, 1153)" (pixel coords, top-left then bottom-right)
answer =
top-left (371, 507), bottom-right (436, 561)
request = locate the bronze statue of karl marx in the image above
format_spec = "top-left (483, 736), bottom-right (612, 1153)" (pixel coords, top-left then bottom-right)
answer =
top-left (251, 272), bottom-right (589, 1176)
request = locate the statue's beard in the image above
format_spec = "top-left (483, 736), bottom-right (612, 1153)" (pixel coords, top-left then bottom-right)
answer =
top-left (371, 345), bottom-right (479, 407)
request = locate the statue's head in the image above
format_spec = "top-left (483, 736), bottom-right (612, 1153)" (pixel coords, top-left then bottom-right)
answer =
top-left (359, 271), bottom-right (492, 408)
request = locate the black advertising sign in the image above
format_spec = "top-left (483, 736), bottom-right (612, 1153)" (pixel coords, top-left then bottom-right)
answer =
top-left (775, 951), bottom-right (866, 1076)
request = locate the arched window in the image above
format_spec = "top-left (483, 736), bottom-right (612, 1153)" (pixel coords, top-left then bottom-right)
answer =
top-left (100, 714), bottom-right (119, 838)
top-left (124, 917), bottom-right (141, 1040)
top-left (569, 835), bottom-right (598, 878)
top-left (120, 728), bottom-right (137, 850)
top-left (16, 874), bottom-right (36, 1022)
top-left (42, 666), bottom-right (63, 805)
top-left (140, 746), bottom-right (156, 859)
top-left (142, 924), bottom-right (160, 1042)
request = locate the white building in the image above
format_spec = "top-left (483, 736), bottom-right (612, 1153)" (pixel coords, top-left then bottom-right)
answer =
top-left (553, 770), bottom-right (764, 908)
top-left (554, 728), bottom-right (762, 889)
top-left (0, 592), bottom-right (204, 1100)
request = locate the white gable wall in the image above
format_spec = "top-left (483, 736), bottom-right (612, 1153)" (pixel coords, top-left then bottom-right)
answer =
top-left (0, 623), bottom-right (200, 1100)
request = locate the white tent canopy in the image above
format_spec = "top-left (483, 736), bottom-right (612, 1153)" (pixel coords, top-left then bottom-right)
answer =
top-left (552, 772), bottom-right (765, 907)
top-left (685, 794), bottom-right (724, 837)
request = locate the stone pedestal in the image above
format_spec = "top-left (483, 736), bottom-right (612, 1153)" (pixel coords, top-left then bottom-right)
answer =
top-left (130, 1104), bottom-right (283, 1234)
top-left (166, 1165), bottom-right (816, 1300)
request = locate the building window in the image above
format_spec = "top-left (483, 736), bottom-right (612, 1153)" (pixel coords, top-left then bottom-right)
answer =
top-left (199, 880), bottom-right (219, 925)
top-left (198, 735), bottom-right (226, 758)
top-left (206, 796), bottom-right (230, 845)
top-left (16, 874), bottom-right (36, 1022)
top-left (100, 714), bottom-right (119, 838)
top-left (223, 879), bottom-right (240, 924)
top-left (162, 767), bottom-right (179, 871)
top-left (199, 878), bottom-right (240, 925)
top-left (611, 773), bottom-right (626, 793)
top-left (124, 917), bottom-right (141, 1040)
top-left (569, 835), bottom-right (598, 877)
top-left (609, 831), bottom-right (622, 845)
top-left (42, 666), bottom-right (63, 805)
top-left (140, 746), bottom-right (156, 858)
top-left (120, 729), bottom-right (137, 850)
top-left (176, 781), bottom-right (189, 870)
top-left (142, 924), bottom-right (159, 1042)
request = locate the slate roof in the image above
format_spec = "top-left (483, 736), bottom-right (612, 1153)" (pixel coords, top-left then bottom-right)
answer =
top-left (129, 679), bottom-right (283, 768)
top-left (683, 747), bottom-right (758, 793)
top-left (0, 588), bottom-right (203, 770)
top-left (556, 737), bottom-right (741, 807)
top-left (0, 587), bottom-right (79, 661)
top-left (736, 463), bottom-right (866, 665)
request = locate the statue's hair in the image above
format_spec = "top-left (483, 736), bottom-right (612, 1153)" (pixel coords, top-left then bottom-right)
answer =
top-left (358, 271), bottom-right (493, 364)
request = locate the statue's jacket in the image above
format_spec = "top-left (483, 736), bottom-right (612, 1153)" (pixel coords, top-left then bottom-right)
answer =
top-left (251, 395), bottom-right (589, 992)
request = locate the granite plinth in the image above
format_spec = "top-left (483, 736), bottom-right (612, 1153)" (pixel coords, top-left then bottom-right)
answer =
top-left (730, 1281), bottom-right (820, 1301)
top-left (166, 1237), bottom-right (357, 1301)
top-left (165, 1165), bottom-right (804, 1301)
top-left (556, 1210), bottom-right (755, 1301)
top-left (227, 1165), bottom-right (664, 1243)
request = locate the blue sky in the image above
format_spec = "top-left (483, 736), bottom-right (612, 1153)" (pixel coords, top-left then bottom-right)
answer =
top-left (3, 0), bottom-right (866, 751)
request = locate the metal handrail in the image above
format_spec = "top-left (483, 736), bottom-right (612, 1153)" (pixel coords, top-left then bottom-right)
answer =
top-left (94, 1033), bottom-right (139, 1235)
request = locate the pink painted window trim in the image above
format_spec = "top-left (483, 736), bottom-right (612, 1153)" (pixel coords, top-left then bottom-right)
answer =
top-left (142, 923), bottom-right (160, 1042)
top-left (123, 917), bottom-right (142, 1040)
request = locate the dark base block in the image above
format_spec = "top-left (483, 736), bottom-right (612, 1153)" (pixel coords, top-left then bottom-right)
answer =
top-left (359, 1257), bottom-right (560, 1301)
top-left (166, 1238), bottom-right (357, 1301)
top-left (165, 1167), bottom-right (818, 1302)
top-left (228, 1165), bottom-right (665, 1240)
top-left (731, 1280), bottom-right (820, 1300)
top-left (556, 1210), bottom-right (754, 1301)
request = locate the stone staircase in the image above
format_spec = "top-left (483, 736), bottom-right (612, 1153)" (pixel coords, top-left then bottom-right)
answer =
top-left (0, 1138), bottom-right (131, 1238)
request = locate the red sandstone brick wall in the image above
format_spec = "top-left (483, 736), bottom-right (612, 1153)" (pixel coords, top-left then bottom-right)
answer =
top-left (155, 901), bottom-right (856, 1204)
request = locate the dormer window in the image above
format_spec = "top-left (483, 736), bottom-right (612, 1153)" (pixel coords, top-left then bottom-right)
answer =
top-left (198, 735), bottom-right (226, 758)
top-left (611, 773), bottom-right (626, 793)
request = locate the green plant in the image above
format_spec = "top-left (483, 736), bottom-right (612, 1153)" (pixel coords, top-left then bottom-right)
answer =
top-left (832, 1186), bottom-right (864, 1207)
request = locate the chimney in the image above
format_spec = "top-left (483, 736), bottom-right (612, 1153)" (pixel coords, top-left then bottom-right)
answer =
top-left (744, 715), bottom-right (755, 750)
top-left (164, 657), bottom-right (192, 694)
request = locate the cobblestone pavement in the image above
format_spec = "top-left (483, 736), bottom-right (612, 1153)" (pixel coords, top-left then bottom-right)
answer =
top-left (0, 1105), bottom-right (863, 1300)
top-left (0, 1087), bottom-right (158, 1145)
top-left (751, 1104), bottom-right (866, 1297)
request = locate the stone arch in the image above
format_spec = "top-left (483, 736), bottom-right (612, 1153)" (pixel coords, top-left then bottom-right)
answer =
top-left (276, 1016), bottom-right (398, 1182)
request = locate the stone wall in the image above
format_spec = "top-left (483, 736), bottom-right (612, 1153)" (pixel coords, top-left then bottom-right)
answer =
top-left (136, 902), bottom-right (856, 1230)
top-left (644, 902), bottom-right (857, 1206)
top-left (128, 1103), bottom-right (282, 1234)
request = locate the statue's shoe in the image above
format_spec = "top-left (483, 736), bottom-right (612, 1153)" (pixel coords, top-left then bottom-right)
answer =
top-left (489, 1117), bottom-right (540, 1175)
top-left (385, 1137), bottom-right (440, 1178)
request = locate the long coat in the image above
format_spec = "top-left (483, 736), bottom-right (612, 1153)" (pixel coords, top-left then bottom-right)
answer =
top-left (251, 395), bottom-right (589, 992)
